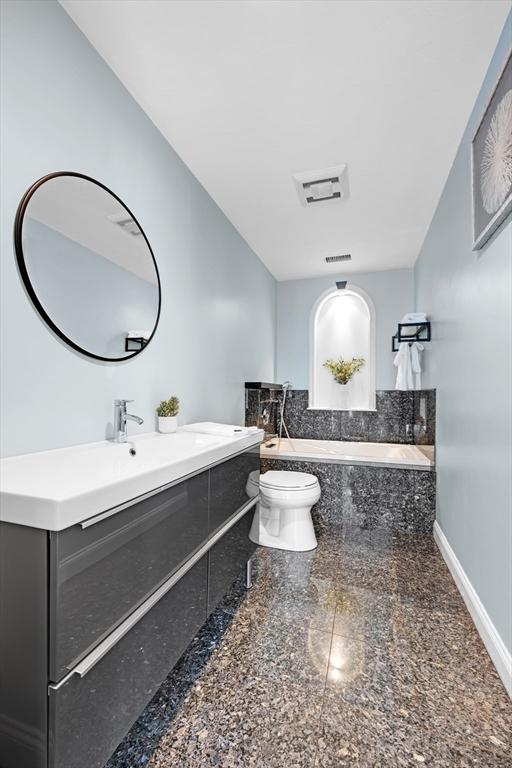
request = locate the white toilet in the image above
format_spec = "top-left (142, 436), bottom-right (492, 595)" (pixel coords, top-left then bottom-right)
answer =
top-left (246, 470), bottom-right (320, 552)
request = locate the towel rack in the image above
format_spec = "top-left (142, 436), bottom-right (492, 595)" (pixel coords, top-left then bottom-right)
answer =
top-left (125, 336), bottom-right (148, 352)
top-left (392, 321), bottom-right (431, 352)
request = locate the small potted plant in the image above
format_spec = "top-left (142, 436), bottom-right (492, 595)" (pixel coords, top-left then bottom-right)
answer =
top-left (323, 356), bottom-right (365, 385)
top-left (156, 395), bottom-right (179, 433)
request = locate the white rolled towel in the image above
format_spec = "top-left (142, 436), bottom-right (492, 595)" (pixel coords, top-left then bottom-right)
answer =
top-left (126, 329), bottom-right (151, 340)
top-left (181, 422), bottom-right (259, 438)
top-left (400, 313), bottom-right (427, 324)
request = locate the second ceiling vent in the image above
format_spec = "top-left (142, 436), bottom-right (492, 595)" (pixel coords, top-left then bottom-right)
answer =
top-left (325, 253), bottom-right (351, 263)
top-left (293, 164), bottom-right (349, 206)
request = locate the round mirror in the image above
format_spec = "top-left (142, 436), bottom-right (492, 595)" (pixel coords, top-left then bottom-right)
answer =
top-left (14, 172), bottom-right (161, 361)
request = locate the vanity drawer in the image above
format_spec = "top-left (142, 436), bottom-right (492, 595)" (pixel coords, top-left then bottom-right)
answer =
top-left (49, 470), bottom-right (208, 682)
top-left (49, 556), bottom-right (207, 768)
top-left (209, 446), bottom-right (260, 533)
top-left (208, 507), bottom-right (257, 614)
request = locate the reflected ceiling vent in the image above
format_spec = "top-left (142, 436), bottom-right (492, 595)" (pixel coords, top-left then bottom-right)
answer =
top-left (107, 212), bottom-right (142, 237)
top-left (325, 253), bottom-right (352, 264)
top-left (293, 164), bottom-right (349, 206)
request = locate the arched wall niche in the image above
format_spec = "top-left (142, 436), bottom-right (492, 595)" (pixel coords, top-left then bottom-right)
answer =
top-left (309, 284), bottom-right (376, 410)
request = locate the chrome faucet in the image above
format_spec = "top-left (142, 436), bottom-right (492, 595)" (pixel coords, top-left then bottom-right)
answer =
top-left (113, 399), bottom-right (144, 443)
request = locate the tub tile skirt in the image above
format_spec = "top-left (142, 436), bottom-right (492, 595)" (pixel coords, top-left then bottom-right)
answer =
top-left (261, 458), bottom-right (436, 534)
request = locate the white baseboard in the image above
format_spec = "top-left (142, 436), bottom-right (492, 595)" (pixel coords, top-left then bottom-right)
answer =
top-left (433, 521), bottom-right (512, 699)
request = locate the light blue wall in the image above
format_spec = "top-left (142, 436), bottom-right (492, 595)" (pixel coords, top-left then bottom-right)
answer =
top-left (415, 16), bottom-right (512, 652)
top-left (276, 269), bottom-right (414, 391)
top-left (0, 0), bottom-right (276, 457)
top-left (23, 218), bottom-right (159, 358)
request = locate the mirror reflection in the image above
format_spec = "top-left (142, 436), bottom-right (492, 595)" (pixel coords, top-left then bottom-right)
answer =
top-left (16, 173), bottom-right (160, 361)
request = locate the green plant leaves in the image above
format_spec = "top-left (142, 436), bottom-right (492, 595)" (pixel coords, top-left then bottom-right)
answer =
top-left (323, 356), bottom-right (365, 385)
top-left (156, 395), bottom-right (180, 417)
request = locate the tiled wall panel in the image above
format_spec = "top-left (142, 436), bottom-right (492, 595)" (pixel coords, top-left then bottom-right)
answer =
top-left (247, 388), bottom-right (436, 445)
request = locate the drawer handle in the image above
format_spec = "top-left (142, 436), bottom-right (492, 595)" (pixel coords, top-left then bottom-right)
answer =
top-left (49, 495), bottom-right (258, 690)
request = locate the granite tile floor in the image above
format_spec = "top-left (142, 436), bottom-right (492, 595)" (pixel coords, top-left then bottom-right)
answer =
top-left (107, 526), bottom-right (512, 768)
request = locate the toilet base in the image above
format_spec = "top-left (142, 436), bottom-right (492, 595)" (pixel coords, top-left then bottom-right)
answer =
top-left (249, 503), bottom-right (317, 552)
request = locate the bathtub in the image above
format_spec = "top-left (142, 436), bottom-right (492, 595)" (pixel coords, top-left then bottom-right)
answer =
top-left (260, 437), bottom-right (434, 471)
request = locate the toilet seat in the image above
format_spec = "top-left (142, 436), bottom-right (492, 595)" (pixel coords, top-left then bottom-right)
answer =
top-left (260, 470), bottom-right (318, 492)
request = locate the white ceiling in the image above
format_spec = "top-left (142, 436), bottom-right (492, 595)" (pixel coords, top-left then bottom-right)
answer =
top-left (27, 175), bottom-right (158, 284)
top-left (60, 0), bottom-right (509, 281)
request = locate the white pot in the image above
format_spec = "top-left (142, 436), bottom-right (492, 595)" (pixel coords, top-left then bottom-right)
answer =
top-left (158, 416), bottom-right (178, 433)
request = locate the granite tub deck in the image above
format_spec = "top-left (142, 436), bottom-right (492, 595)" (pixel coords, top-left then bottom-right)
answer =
top-left (105, 526), bottom-right (512, 768)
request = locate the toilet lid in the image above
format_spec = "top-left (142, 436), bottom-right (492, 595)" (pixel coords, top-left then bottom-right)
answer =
top-left (259, 470), bottom-right (318, 491)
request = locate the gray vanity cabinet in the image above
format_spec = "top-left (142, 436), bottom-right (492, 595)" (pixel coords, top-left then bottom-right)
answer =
top-left (0, 443), bottom-right (260, 768)
top-left (49, 558), bottom-right (208, 768)
top-left (207, 448), bottom-right (259, 614)
top-left (49, 471), bottom-right (209, 681)
top-left (208, 514), bottom-right (256, 615)
top-left (209, 448), bottom-right (259, 532)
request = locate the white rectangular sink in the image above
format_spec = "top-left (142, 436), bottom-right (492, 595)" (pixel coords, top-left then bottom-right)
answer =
top-left (0, 429), bottom-right (263, 531)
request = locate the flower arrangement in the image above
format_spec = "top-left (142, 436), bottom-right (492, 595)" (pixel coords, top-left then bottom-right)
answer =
top-left (156, 396), bottom-right (179, 418)
top-left (323, 356), bottom-right (365, 385)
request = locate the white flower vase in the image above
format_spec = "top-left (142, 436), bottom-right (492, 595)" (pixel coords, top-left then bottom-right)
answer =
top-left (158, 416), bottom-right (178, 433)
top-left (335, 379), bottom-right (350, 410)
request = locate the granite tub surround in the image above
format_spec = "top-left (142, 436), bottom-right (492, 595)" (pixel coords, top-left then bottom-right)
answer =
top-left (105, 528), bottom-right (512, 768)
top-left (245, 387), bottom-right (436, 445)
top-left (261, 458), bottom-right (436, 534)
top-left (245, 386), bottom-right (280, 436)
top-left (413, 388), bottom-right (436, 446)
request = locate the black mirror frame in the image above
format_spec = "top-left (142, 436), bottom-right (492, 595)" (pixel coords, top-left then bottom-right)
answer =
top-left (14, 171), bottom-right (162, 362)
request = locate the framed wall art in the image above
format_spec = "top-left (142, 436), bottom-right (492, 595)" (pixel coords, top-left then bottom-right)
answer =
top-left (471, 50), bottom-right (512, 250)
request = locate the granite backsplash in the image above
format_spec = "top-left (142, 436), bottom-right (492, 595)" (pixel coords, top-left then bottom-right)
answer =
top-left (245, 388), bottom-right (435, 445)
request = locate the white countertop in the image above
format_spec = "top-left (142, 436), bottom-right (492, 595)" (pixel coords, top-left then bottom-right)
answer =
top-left (0, 429), bottom-right (263, 531)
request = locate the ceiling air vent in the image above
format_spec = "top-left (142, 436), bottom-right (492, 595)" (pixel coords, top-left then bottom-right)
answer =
top-left (325, 254), bottom-right (352, 263)
top-left (107, 212), bottom-right (142, 237)
top-left (293, 164), bottom-right (349, 206)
